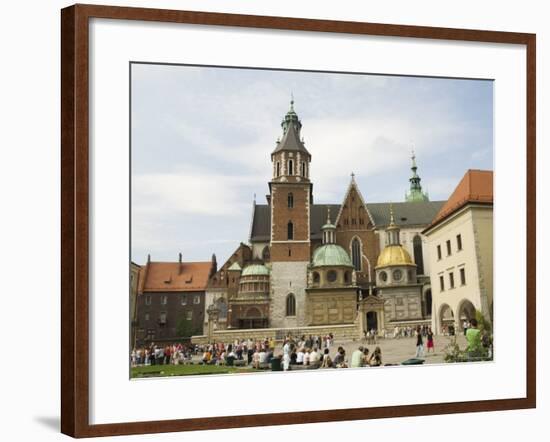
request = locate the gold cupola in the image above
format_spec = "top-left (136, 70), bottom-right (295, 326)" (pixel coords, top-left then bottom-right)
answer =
top-left (375, 204), bottom-right (415, 269)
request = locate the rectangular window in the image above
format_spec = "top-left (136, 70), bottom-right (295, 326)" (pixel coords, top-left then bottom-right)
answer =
top-left (144, 313), bottom-right (150, 321)
top-left (145, 294), bottom-right (152, 305)
top-left (193, 295), bottom-right (201, 304)
top-left (446, 240), bottom-right (452, 256)
top-left (437, 245), bottom-right (442, 260)
top-left (181, 295), bottom-right (187, 305)
top-left (449, 272), bottom-right (455, 289)
top-left (460, 267), bottom-right (466, 285)
top-left (161, 295), bottom-right (168, 305)
top-left (186, 310), bottom-right (193, 320)
top-left (439, 275), bottom-right (445, 291)
top-left (159, 312), bottom-right (167, 324)
top-left (457, 234), bottom-right (463, 251)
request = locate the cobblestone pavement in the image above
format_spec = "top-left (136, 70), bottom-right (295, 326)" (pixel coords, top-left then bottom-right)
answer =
top-left (290, 334), bottom-right (468, 366)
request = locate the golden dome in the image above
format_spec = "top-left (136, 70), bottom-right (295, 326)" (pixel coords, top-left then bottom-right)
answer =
top-left (376, 245), bottom-right (415, 268)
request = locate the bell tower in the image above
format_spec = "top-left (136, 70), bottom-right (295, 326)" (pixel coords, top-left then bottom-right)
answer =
top-left (269, 98), bottom-right (312, 262)
top-left (269, 98), bottom-right (312, 328)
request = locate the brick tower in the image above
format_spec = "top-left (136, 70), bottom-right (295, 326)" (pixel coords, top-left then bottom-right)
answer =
top-left (269, 99), bottom-right (312, 328)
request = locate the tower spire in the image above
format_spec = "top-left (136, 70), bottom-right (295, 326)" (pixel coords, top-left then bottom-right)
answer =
top-left (386, 203), bottom-right (400, 246)
top-left (321, 205), bottom-right (336, 244)
top-left (405, 148), bottom-right (429, 202)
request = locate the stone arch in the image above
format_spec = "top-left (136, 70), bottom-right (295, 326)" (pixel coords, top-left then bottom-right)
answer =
top-left (457, 298), bottom-right (476, 330)
top-left (439, 303), bottom-right (455, 334)
top-left (245, 307), bottom-right (262, 318)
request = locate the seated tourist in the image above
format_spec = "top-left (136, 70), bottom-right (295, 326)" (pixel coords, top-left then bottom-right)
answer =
top-left (333, 348), bottom-right (347, 368)
top-left (303, 349), bottom-right (310, 366)
top-left (362, 348), bottom-right (370, 366)
top-left (309, 347), bottom-right (319, 364)
top-left (369, 347), bottom-right (382, 367)
top-left (350, 346), bottom-right (364, 368)
top-left (321, 348), bottom-right (333, 368)
top-left (259, 349), bottom-right (268, 365)
top-left (296, 348), bottom-right (305, 365)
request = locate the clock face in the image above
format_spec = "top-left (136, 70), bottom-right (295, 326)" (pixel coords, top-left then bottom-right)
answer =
top-left (379, 271), bottom-right (388, 282)
top-left (392, 269), bottom-right (403, 281)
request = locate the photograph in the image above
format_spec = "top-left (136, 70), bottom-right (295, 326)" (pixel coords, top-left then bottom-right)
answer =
top-left (129, 64), bottom-right (494, 378)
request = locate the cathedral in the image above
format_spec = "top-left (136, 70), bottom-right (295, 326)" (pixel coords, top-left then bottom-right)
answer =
top-left (201, 100), bottom-right (445, 341)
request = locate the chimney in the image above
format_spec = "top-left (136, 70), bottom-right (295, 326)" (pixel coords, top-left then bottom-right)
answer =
top-left (178, 252), bottom-right (183, 274)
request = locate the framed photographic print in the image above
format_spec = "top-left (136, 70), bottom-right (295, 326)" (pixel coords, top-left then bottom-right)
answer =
top-left (61, 4), bottom-right (536, 438)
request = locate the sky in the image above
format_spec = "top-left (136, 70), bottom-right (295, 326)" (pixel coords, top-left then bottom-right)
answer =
top-left (131, 63), bottom-right (493, 266)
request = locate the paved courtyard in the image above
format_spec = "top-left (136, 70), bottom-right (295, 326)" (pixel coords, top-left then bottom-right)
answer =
top-left (290, 334), bottom-right (468, 366)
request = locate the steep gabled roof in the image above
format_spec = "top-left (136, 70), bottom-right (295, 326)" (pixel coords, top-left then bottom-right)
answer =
top-left (424, 169), bottom-right (493, 232)
top-left (140, 261), bottom-right (213, 293)
top-left (334, 175), bottom-right (375, 227)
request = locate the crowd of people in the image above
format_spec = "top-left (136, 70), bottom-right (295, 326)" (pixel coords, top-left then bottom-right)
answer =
top-left (130, 343), bottom-right (197, 367)
top-left (131, 322), bottom-right (492, 371)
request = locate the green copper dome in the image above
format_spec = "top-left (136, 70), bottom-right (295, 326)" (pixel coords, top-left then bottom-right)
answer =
top-left (312, 244), bottom-right (353, 268)
top-left (241, 264), bottom-right (270, 277)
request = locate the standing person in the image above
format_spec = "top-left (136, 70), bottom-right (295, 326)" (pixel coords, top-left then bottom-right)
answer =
top-left (463, 320), bottom-right (469, 336)
top-left (415, 326), bottom-right (424, 358)
top-left (426, 327), bottom-right (435, 353)
top-left (282, 351), bottom-right (291, 371)
top-left (466, 318), bottom-right (482, 357)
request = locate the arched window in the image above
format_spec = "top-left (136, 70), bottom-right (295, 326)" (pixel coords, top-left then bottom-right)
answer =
top-left (344, 271), bottom-right (351, 284)
top-left (287, 192), bottom-right (294, 208)
top-left (262, 246), bottom-right (270, 262)
top-left (276, 162), bottom-right (280, 177)
top-left (301, 162), bottom-right (306, 177)
top-left (351, 238), bottom-right (362, 271)
top-left (312, 272), bottom-right (320, 284)
top-left (413, 235), bottom-right (424, 275)
top-left (288, 159), bottom-right (294, 175)
top-left (287, 221), bottom-right (294, 240)
top-left (286, 294), bottom-right (296, 316)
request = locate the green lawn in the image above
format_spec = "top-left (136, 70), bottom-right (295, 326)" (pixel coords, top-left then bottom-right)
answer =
top-left (131, 363), bottom-right (255, 378)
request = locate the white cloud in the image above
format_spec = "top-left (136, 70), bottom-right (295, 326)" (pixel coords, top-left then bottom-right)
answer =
top-left (132, 168), bottom-right (260, 217)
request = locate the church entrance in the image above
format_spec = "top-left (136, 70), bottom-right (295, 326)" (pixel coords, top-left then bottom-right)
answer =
top-left (366, 311), bottom-right (378, 332)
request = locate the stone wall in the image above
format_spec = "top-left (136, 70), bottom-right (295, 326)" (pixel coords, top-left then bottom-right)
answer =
top-left (270, 261), bottom-right (309, 328)
top-left (191, 323), bottom-right (359, 345)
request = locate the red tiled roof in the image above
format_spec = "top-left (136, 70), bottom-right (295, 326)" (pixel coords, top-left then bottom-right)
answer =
top-left (426, 169), bottom-right (493, 231)
top-left (139, 261), bottom-right (213, 293)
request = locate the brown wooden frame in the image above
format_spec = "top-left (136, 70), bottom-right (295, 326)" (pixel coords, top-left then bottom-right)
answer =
top-left (61, 3), bottom-right (536, 438)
